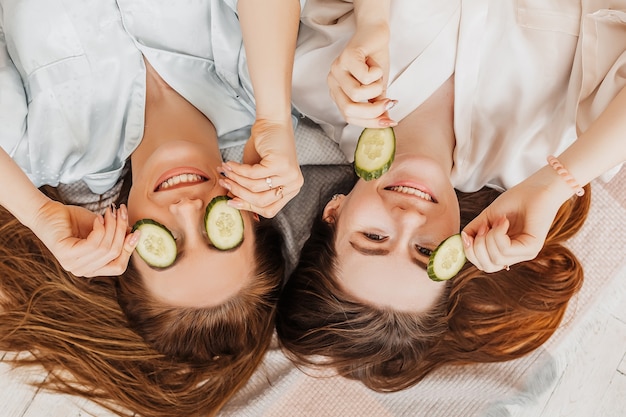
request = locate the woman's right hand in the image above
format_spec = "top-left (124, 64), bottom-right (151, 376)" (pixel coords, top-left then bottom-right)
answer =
top-left (327, 22), bottom-right (397, 128)
top-left (30, 200), bottom-right (140, 277)
top-left (461, 176), bottom-right (567, 273)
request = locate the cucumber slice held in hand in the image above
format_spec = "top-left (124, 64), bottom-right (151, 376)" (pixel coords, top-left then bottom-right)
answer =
top-left (427, 234), bottom-right (467, 282)
top-left (204, 196), bottom-right (244, 250)
top-left (353, 127), bottom-right (396, 181)
top-left (132, 219), bottom-right (178, 268)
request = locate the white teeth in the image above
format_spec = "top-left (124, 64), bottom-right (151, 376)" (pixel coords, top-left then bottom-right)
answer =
top-left (159, 173), bottom-right (205, 190)
top-left (388, 185), bottom-right (433, 201)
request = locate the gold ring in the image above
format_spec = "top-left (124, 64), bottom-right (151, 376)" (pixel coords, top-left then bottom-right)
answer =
top-left (275, 186), bottom-right (284, 198)
top-left (266, 177), bottom-right (273, 189)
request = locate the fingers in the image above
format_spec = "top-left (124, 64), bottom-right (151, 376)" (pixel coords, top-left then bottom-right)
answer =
top-left (463, 217), bottom-right (515, 273)
top-left (67, 204), bottom-right (140, 277)
top-left (328, 72), bottom-right (397, 128)
top-left (226, 187), bottom-right (298, 219)
top-left (220, 178), bottom-right (290, 216)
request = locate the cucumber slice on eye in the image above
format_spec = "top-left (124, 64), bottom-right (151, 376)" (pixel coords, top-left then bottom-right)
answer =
top-left (131, 219), bottom-right (177, 268)
top-left (427, 234), bottom-right (466, 281)
top-left (204, 196), bottom-right (244, 250)
top-left (353, 127), bottom-right (396, 181)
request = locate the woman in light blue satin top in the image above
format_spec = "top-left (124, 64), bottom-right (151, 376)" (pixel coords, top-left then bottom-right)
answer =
top-left (0, 0), bottom-right (303, 415)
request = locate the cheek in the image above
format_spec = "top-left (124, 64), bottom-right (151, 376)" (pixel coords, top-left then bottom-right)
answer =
top-left (126, 188), bottom-right (156, 224)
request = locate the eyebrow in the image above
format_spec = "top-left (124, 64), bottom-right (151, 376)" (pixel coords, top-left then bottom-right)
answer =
top-left (349, 241), bottom-right (429, 271)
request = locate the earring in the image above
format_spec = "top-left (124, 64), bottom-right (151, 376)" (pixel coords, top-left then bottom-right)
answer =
top-left (331, 194), bottom-right (340, 200)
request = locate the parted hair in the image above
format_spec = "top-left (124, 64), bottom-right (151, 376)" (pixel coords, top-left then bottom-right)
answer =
top-left (0, 183), bottom-right (284, 417)
top-left (276, 184), bottom-right (590, 392)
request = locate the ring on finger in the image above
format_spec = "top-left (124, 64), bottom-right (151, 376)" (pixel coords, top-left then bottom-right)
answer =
top-left (275, 186), bottom-right (284, 199)
top-left (266, 177), bottom-right (273, 189)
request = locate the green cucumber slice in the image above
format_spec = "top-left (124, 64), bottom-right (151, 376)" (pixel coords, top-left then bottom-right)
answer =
top-left (353, 127), bottom-right (396, 181)
top-left (131, 219), bottom-right (177, 268)
top-left (204, 196), bottom-right (244, 250)
top-left (427, 234), bottom-right (466, 281)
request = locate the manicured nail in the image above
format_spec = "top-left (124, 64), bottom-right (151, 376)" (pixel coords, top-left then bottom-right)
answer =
top-left (129, 230), bottom-right (141, 246)
top-left (119, 204), bottom-right (128, 220)
top-left (379, 118), bottom-right (397, 127)
top-left (227, 200), bottom-right (244, 209)
top-left (222, 163), bottom-right (233, 172)
top-left (477, 224), bottom-right (488, 236)
top-left (219, 179), bottom-right (231, 190)
top-left (385, 99), bottom-right (398, 111)
top-left (461, 231), bottom-right (472, 248)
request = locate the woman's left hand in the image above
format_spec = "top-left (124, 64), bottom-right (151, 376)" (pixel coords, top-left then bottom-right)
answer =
top-left (219, 119), bottom-right (303, 218)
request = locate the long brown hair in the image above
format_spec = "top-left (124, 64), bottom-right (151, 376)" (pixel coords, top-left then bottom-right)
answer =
top-left (0, 184), bottom-right (284, 416)
top-left (276, 184), bottom-right (590, 391)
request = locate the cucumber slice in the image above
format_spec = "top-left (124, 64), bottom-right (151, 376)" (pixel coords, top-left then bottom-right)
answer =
top-left (353, 127), bottom-right (396, 181)
top-left (427, 234), bottom-right (466, 281)
top-left (131, 219), bottom-right (177, 268)
top-left (204, 196), bottom-right (244, 250)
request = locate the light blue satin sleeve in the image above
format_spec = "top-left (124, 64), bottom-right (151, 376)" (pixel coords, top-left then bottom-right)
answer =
top-left (0, 6), bottom-right (28, 166)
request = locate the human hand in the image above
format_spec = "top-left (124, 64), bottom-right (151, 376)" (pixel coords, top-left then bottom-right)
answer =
top-left (327, 22), bottom-right (397, 128)
top-left (461, 181), bottom-right (564, 273)
top-left (219, 119), bottom-right (304, 218)
top-left (30, 201), bottom-right (140, 277)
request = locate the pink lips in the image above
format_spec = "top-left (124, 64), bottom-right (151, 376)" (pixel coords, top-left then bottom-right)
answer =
top-left (385, 182), bottom-right (437, 203)
top-left (153, 167), bottom-right (210, 192)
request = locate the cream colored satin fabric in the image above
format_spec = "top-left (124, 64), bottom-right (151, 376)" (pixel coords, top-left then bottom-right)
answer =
top-left (292, 0), bottom-right (461, 160)
top-left (292, 0), bottom-right (626, 191)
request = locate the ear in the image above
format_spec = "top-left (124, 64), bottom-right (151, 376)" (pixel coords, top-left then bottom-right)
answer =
top-left (322, 194), bottom-right (345, 223)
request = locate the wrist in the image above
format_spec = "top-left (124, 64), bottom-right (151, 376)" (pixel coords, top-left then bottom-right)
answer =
top-left (25, 193), bottom-right (53, 227)
top-left (532, 165), bottom-right (579, 210)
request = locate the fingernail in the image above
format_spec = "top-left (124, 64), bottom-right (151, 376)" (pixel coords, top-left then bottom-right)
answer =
top-left (219, 179), bottom-right (231, 190)
top-left (227, 200), bottom-right (244, 209)
top-left (477, 225), bottom-right (488, 236)
top-left (119, 204), bottom-right (128, 220)
top-left (379, 118), bottom-right (397, 127)
top-left (129, 230), bottom-right (141, 246)
top-left (385, 100), bottom-right (398, 111)
top-left (461, 231), bottom-right (472, 248)
top-left (222, 164), bottom-right (233, 172)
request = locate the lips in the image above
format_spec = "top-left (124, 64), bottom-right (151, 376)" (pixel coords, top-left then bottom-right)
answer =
top-left (385, 184), bottom-right (436, 203)
top-left (154, 168), bottom-right (209, 192)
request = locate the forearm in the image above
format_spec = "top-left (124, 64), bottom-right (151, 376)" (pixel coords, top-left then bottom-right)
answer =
top-left (238, 0), bottom-right (300, 122)
top-left (354, 0), bottom-right (390, 28)
top-left (0, 147), bottom-right (50, 228)
top-left (531, 84), bottom-right (626, 206)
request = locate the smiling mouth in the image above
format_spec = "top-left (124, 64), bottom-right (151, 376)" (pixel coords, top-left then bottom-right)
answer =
top-left (385, 185), bottom-right (436, 203)
top-left (156, 173), bottom-right (208, 191)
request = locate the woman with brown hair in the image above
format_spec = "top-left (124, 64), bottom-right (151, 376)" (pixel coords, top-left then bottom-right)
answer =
top-left (0, 0), bottom-right (302, 415)
top-left (277, 0), bottom-right (625, 391)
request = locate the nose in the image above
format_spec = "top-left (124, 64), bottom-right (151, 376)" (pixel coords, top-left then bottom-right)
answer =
top-left (392, 203), bottom-right (427, 229)
top-left (169, 197), bottom-right (204, 216)
top-left (168, 198), bottom-right (205, 244)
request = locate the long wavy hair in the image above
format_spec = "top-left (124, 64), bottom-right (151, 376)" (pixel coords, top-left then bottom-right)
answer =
top-left (276, 184), bottom-right (590, 391)
top-left (0, 180), bottom-right (284, 417)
